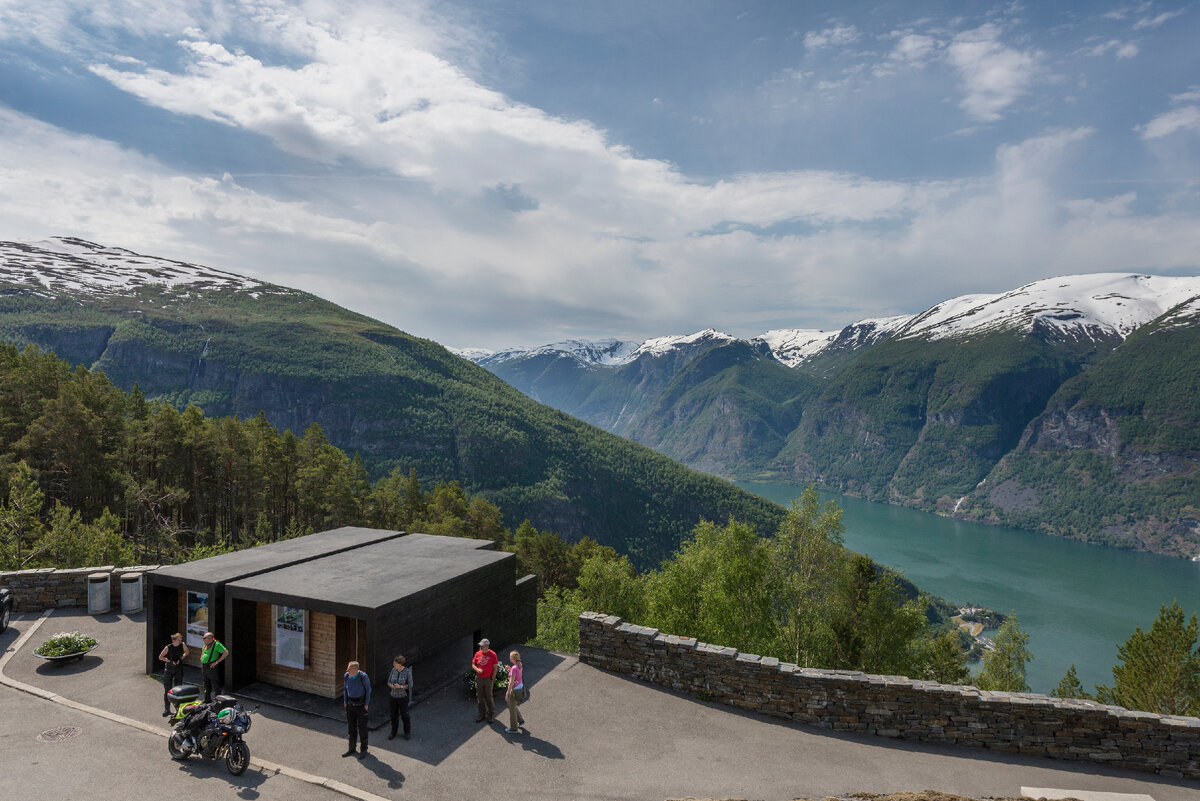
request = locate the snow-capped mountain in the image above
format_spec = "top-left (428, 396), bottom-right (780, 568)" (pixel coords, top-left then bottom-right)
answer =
top-left (463, 337), bottom-right (638, 369)
top-left (0, 237), bottom-right (283, 299)
top-left (460, 273), bottom-right (1200, 372)
top-left (752, 329), bottom-right (838, 368)
top-left (890, 273), bottom-right (1200, 343)
top-left (749, 274), bottom-right (1200, 366)
top-left (625, 329), bottom-right (736, 361)
top-left (461, 331), bottom-right (738, 369)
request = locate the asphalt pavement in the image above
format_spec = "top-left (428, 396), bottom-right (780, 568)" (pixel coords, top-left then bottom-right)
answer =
top-left (2, 608), bottom-right (1196, 801)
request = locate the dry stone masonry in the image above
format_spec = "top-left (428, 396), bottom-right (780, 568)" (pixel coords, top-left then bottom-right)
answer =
top-left (579, 612), bottom-right (1200, 779)
top-left (1, 565), bottom-right (158, 611)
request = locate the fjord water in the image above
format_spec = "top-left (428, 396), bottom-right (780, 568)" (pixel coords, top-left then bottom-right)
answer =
top-left (738, 481), bottom-right (1200, 694)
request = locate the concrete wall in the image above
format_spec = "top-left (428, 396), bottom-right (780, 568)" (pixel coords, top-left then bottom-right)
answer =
top-left (366, 555), bottom-right (529, 690)
top-left (1, 565), bottom-right (159, 612)
top-left (579, 612), bottom-right (1200, 779)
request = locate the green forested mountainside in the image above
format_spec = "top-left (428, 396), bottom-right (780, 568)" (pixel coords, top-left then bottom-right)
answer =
top-left (0, 287), bottom-right (783, 569)
top-left (628, 340), bottom-right (819, 474)
top-left (776, 331), bottom-right (1101, 504)
top-left (959, 317), bottom-right (1200, 551)
top-left (487, 339), bottom-right (821, 477)
top-left (479, 314), bottom-right (1200, 556)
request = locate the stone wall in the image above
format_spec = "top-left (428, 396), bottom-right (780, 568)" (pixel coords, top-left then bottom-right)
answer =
top-left (579, 612), bottom-right (1200, 779)
top-left (1, 565), bottom-right (160, 612)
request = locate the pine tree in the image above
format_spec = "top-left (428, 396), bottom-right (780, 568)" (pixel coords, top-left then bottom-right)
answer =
top-left (1095, 601), bottom-right (1200, 715)
top-left (1050, 664), bottom-right (1092, 700)
top-left (399, 468), bottom-right (425, 525)
top-left (0, 461), bottom-right (45, 568)
top-left (922, 631), bottom-right (971, 685)
top-left (975, 615), bottom-right (1032, 692)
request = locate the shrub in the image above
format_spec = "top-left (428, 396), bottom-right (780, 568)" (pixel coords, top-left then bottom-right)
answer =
top-left (36, 631), bottom-right (97, 657)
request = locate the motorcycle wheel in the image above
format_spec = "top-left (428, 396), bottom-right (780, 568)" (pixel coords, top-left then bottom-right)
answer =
top-left (226, 741), bottom-right (250, 776)
top-left (167, 732), bottom-right (189, 761)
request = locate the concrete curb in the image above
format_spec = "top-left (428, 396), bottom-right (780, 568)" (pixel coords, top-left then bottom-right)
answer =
top-left (0, 609), bottom-right (390, 801)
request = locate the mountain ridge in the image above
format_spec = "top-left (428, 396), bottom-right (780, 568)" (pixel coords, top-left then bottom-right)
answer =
top-left (461, 272), bottom-right (1200, 557)
top-left (0, 237), bottom-right (787, 568)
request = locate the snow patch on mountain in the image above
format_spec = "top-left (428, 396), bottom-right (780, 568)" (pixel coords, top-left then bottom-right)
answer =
top-left (470, 338), bottom-right (638, 368)
top-left (629, 329), bottom-right (735, 359)
top-left (753, 329), bottom-right (838, 367)
top-left (892, 274), bottom-right (1200, 342)
top-left (450, 347), bottom-right (495, 361)
top-left (0, 237), bottom-right (279, 299)
top-left (1153, 295), bottom-right (1200, 332)
top-left (450, 274), bottom-right (1200, 371)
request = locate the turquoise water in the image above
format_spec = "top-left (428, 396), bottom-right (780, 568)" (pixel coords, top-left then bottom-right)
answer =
top-left (737, 481), bottom-right (1200, 694)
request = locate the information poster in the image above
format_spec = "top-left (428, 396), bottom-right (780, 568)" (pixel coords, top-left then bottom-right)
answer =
top-left (274, 606), bottom-right (307, 670)
top-left (185, 591), bottom-right (209, 647)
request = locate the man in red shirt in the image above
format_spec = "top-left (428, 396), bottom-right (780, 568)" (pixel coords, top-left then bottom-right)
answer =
top-left (472, 638), bottom-right (498, 722)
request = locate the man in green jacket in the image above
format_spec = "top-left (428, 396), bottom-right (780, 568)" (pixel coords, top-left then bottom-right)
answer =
top-left (200, 631), bottom-right (228, 702)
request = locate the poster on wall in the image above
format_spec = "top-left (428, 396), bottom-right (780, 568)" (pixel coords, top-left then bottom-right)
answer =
top-left (274, 606), bottom-right (307, 670)
top-left (185, 591), bottom-right (209, 647)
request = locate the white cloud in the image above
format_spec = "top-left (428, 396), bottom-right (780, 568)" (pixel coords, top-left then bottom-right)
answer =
top-left (803, 24), bottom-right (860, 50)
top-left (946, 24), bottom-right (1042, 122)
top-left (1140, 104), bottom-right (1200, 139)
top-left (1139, 86), bottom-right (1200, 139)
top-left (1080, 39), bottom-right (1140, 59)
top-left (0, 1), bottom-right (1198, 346)
top-left (891, 34), bottom-right (937, 64)
top-left (1133, 9), bottom-right (1185, 29)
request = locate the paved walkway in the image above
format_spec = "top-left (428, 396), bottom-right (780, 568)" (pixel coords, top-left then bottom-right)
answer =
top-left (3, 608), bottom-right (1196, 801)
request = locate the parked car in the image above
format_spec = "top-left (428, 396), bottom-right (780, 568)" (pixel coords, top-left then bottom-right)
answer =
top-left (0, 586), bottom-right (12, 633)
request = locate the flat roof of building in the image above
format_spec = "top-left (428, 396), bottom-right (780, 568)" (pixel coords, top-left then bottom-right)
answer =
top-left (226, 533), bottom-right (510, 613)
top-left (152, 527), bottom-right (405, 586)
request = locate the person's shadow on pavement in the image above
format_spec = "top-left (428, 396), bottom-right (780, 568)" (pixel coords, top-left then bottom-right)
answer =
top-left (358, 753), bottom-right (405, 789)
top-left (512, 732), bottom-right (563, 759)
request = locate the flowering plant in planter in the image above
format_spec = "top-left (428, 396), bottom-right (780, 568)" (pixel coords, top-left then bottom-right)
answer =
top-left (463, 662), bottom-right (509, 696)
top-left (36, 631), bottom-right (97, 658)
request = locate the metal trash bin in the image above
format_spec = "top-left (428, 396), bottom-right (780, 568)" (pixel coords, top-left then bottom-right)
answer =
top-left (120, 572), bottom-right (143, 613)
top-left (87, 572), bottom-right (111, 614)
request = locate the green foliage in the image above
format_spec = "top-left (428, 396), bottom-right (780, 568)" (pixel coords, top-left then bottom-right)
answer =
top-left (530, 586), bottom-right (586, 653)
top-left (644, 517), bottom-right (778, 657)
top-left (770, 487), bottom-right (845, 667)
top-left (36, 631), bottom-right (98, 657)
top-left (0, 460), bottom-right (45, 568)
top-left (1095, 601), bottom-right (1200, 715)
top-left (0, 278), bottom-right (788, 568)
top-left (575, 553), bottom-right (645, 623)
top-left (1051, 664), bottom-right (1092, 700)
top-left (0, 343), bottom-right (532, 569)
top-left (920, 632), bottom-right (971, 685)
top-left (975, 615), bottom-right (1032, 692)
top-left (830, 554), bottom-right (929, 676)
top-left (626, 488), bottom-right (948, 678)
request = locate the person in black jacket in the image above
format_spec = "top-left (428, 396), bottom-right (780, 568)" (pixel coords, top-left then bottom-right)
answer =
top-left (157, 632), bottom-right (189, 717)
top-left (342, 660), bottom-right (372, 758)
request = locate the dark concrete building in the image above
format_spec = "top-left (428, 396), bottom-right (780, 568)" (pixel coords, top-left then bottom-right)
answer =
top-left (146, 527), bottom-right (403, 676)
top-left (145, 529), bottom-right (536, 700)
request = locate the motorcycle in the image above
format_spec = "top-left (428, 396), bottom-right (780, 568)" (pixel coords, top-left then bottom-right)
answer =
top-left (167, 694), bottom-right (255, 776)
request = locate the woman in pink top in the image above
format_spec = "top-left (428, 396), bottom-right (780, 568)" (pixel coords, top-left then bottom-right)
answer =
top-left (504, 650), bottom-right (526, 734)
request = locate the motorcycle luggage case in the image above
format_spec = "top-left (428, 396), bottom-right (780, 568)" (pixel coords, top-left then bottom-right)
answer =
top-left (167, 684), bottom-right (201, 704)
top-left (212, 694), bottom-right (239, 711)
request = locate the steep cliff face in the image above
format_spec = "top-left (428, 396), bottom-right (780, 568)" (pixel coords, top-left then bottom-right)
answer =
top-left (628, 340), bottom-right (815, 475)
top-left (957, 312), bottom-right (1200, 554)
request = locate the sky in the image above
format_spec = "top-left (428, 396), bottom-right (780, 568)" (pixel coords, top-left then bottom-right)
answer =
top-left (1, 0), bottom-right (1198, 350)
